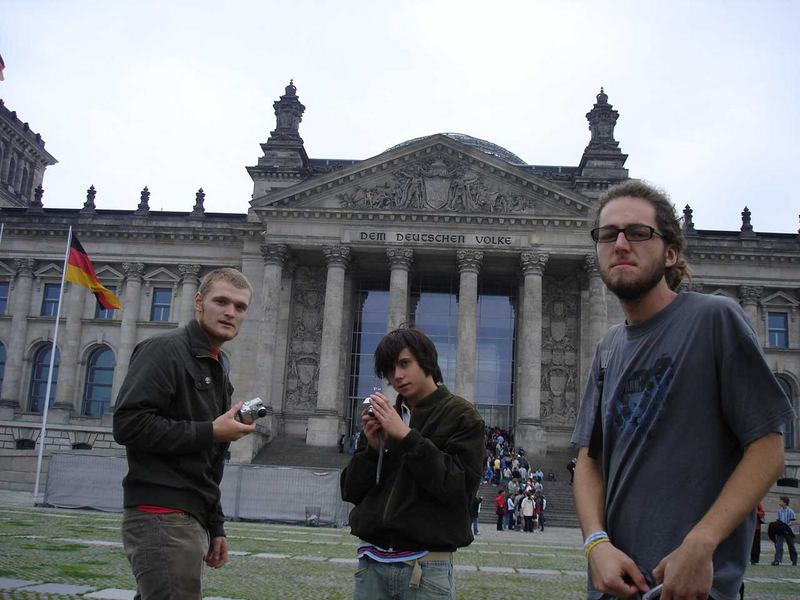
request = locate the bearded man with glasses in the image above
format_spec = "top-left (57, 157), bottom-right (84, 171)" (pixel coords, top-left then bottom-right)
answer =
top-left (571, 180), bottom-right (793, 600)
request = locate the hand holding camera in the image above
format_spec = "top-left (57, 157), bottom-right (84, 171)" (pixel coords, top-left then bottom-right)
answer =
top-left (213, 399), bottom-right (261, 442)
top-left (363, 395), bottom-right (377, 419)
top-left (361, 393), bottom-right (383, 448)
top-left (235, 397), bottom-right (267, 424)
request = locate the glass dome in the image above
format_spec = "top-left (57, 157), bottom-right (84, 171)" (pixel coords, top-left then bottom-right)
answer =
top-left (385, 133), bottom-right (526, 165)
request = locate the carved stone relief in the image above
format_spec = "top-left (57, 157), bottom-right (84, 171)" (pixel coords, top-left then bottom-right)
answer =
top-left (540, 274), bottom-right (580, 425)
top-left (285, 265), bottom-right (325, 412)
top-left (337, 153), bottom-right (569, 215)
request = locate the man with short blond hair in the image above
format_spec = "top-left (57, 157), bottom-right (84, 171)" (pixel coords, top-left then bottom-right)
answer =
top-left (114, 267), bottom-right (256, 599)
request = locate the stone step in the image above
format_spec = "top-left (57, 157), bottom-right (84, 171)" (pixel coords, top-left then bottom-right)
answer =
top-left (253, 436), bottom-right (350, 469)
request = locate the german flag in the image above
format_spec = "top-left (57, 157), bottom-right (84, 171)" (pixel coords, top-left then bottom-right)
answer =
top-left (66, 235), bottom-right (122, 310)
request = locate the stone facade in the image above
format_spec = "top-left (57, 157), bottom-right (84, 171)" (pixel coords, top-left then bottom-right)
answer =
top-left (0, 85), bottom-right (798, 489)
top-left (0, 100), bottom-right (56, 208)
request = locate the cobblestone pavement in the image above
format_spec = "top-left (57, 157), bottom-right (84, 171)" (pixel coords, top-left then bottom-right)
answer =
top-left (0, 499), bottom-right (799, 599)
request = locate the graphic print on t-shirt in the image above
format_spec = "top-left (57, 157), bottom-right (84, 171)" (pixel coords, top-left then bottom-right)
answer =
top-left (611, 355), bottom-right (673, 437)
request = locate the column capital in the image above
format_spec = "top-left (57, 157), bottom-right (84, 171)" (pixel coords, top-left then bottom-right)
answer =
top-left (123, 262), bottom-right (145, 280)
top-left (520, 250), bottom-right (548, 276)
top-left (13, 258), bottom-right (36, 276)
top-left (456, 249), bottom-right (483, 274)
top-left (322, 245), bottom-right (351, 268)
top-left (739, 285), bottom-right (763, 305)
top-left (178, 263), bottom-right (201, 282)
top-left (583, 254), bottom-right (600, 275)
top-left (386, 247), bottom-right (414, 270)
top-left (260, 243), bottom-right (290, 266)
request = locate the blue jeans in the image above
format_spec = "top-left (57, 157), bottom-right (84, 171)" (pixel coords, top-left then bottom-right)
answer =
top-left (353, 556), bottom-right (455, 599)
top-left (121, 509), bottom-right (209, 600)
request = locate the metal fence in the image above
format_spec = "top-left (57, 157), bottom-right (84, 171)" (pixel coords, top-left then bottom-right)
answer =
top-left (43, 452), bottom-right (352, 527)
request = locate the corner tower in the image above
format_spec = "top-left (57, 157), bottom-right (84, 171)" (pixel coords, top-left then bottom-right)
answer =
top-left (247, 80), bottom-right (310, 200)
top-left (575, 88), bottom-right (628, 199)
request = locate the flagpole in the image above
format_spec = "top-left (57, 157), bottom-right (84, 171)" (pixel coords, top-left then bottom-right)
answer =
top-left (33, 226), bottom-right (72, 501)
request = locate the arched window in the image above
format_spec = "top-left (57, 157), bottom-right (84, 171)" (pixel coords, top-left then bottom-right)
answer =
top-left (81, 346), bottom-right (115, 417)
top-left (778, 376), bottom-right (796, 450)
top-left (0, 341), bottom-right (6, 396)
top-left (28, 344), bottom-right (60, 413)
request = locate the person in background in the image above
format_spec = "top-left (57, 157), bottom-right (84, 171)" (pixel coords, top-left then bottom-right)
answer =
top-left (751, 501), bottom-right (765, 565)
top-left (470, 495), bottom-right (482, 536)
top-left (772, 496), bottom-right (797, 566)
top-left (495, 489), bottom-right (506, 531)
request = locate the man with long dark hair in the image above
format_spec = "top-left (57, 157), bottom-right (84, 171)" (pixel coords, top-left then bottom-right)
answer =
top-left (341, 326), bottom-right (484, 599)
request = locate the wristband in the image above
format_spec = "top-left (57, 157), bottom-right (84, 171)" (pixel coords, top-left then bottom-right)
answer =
top-left (584, 537), bottom-right (610, 558)
top-left (582, 530), bottom-right (610, 557)
top-left (583, 530), bottom-right (609, 548)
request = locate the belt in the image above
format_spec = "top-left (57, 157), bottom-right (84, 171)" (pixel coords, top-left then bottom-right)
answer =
top-left (404, 552), bottom-right (453, 587)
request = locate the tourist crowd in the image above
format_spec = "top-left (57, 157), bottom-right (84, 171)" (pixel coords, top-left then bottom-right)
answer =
top-left (481, 427), bottom-right (551, 533)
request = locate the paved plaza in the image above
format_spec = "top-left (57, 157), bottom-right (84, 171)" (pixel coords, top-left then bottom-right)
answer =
top-left (0, 491), bottom-right (799, 599)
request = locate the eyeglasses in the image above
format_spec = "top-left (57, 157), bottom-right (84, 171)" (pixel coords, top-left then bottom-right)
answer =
top-left (590, 224), bottom-right (664, 243)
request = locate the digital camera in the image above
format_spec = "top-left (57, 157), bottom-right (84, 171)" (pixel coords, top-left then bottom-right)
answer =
top-left (362, 396), bottom-right (375, 417)
top-left (236, 397), bottom-right (267, 424)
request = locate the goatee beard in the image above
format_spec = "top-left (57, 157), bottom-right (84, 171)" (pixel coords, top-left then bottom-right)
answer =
top-left (601, 263), bottom-right (666, 301)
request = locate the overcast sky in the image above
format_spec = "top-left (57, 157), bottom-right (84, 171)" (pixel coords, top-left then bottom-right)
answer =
top-left (2, 1), bottom-right (798, 233)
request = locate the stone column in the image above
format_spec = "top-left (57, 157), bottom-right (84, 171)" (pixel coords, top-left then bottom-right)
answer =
top-left (584, 255), bottom-right (608, 352)
top-left (53, 281), bottom-right (86, 412)
top-left (268, 257), bottom-right (296, 421)
top-left (455, 250), bottom-right (483, 401)
top-left (0, 258), bottom-right (36, 415)
top-left (230, 244), bottom-right (289, 463)
top-left (515, 250), bottom-right (549, 454)
top-left (306, 245), bottom-right (350, 446)
top-left (386, 248), bottom-right (413, 331)
top-left (177, 263), bottom-right (201, 326)
top-left (255, 244), bottom-right (289, 402)
top-left (111, 262), bottom-right (144, 403)
top-left (12, 156), bottom-right (23, 193)
top-left (0, 147), bottom-right (12, 184)
top-left (739, 286), bottom-right (762, 327)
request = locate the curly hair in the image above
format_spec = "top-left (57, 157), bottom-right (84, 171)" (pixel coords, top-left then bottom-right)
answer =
top-left (595, 180), bottom-right (692, 290)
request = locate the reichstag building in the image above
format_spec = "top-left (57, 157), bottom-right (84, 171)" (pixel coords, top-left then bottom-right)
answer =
top-left (0, 84), bottom-right (798, 486)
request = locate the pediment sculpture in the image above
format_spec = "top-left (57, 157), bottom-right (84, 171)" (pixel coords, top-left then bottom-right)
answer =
top-left (337, 154), bottom-right (566, 216)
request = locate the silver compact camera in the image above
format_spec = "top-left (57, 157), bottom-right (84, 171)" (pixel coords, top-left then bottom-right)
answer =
top-left (363, 396), bottom-right (375, 417)
top-left (236, 397), bottom-right (267, 424)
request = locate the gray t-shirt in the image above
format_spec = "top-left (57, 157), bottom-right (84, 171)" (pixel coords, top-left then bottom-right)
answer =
top-left (572, 292), bottom-right (793, 600)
